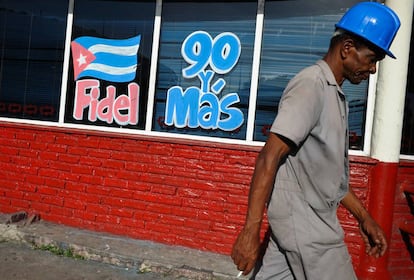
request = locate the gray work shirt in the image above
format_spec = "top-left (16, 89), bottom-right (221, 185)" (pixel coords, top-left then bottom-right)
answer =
top-left (271, 60), bottom-right (349, 210)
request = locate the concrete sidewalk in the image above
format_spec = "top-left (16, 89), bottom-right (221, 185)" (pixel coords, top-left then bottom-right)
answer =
top-left (0, 212), bottom-right (246, 280)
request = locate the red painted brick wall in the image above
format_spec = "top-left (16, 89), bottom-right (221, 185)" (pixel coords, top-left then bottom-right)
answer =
top-left (0, 122), bottom-right (256, 253)
top-left (389, 161), bottom-right (414, 279)
top-left (0, 122), bottom-right (413, 278)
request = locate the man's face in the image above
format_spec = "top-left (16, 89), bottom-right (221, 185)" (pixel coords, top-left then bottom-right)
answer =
top-left (343, 45), bottom-right (385, 85)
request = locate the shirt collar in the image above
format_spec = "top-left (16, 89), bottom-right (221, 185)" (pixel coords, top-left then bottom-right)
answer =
top-left (316, 60), bottom-right (345, 97)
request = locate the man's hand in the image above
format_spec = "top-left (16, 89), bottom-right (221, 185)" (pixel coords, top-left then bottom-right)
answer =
top-left (359, 216), bottom-right (387, 258)
top-left (341, 190), bottom-right (388, 258)
top-left (231, 226), bottom-right (261, 276)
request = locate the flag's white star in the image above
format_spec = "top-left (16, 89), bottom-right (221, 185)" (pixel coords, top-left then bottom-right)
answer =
top-left (77, 53), bottom-right (87, 66)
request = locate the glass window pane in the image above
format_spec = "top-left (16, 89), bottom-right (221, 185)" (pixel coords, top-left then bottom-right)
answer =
top-left (0, 0), bottom-right (67, 121)
top-left (255, 0), bottom-right (368, 150)
top-left (64, 0), bottom-right (156, 129)
top-left (152, 0), bottom-right (257, 140)
top-left (401, 17), bottom-right (414, 156)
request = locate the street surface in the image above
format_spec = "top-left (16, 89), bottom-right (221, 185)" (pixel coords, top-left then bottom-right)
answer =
top-left (0, 241), bottom-right (188, 280)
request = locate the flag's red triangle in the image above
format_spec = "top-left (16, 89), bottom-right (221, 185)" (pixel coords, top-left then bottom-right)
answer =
top-left (71, 41), bottom-right (96, 80)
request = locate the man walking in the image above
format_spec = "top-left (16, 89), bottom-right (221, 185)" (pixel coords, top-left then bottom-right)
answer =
top-left (231, 2), bottom-right (401, 279)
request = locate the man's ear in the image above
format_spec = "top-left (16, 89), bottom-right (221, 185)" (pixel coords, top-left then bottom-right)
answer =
top-left (341, 39), bottom-right (354, 59)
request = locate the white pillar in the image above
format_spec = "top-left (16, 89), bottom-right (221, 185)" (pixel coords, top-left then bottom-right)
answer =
top-left (371, 0), bottom-right (414, 163)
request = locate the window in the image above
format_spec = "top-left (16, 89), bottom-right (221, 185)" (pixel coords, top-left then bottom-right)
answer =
top-left (1, 0), bottom-right (412, 158)
top-left (255, 0), bottom-right (368, 151)
top-left (64, 0), bottom-right (156, 129)
top-left (152, 0), bottom-right (257, 139)
top-left (0, 0), bottom-right (67, 121)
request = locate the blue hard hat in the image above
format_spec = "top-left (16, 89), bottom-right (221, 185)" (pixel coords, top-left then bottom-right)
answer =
top-left (335, 2), bottom-right (400, 58)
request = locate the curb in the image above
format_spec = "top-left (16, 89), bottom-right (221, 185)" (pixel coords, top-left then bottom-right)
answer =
top-left (0, 213), bottom-right (245, 280)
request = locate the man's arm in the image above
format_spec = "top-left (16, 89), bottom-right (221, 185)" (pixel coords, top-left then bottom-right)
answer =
top-left (341, 189), bottom-right (387, 258)
top-left (231, 133), bottom-right (291, 275)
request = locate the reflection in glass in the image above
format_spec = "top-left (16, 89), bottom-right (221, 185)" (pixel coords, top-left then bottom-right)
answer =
top-left (0, 0), bottom-right (68, 121)
top-left (64, 0), bottom-right (155, 129)
top-left (255, 0), bottom-right (368, 151)
top-left (153, 1), bottom-right (257, 139)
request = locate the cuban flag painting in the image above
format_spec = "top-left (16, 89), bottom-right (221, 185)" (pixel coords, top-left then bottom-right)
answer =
top-left (71, 35), bottom-right (141, 83)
